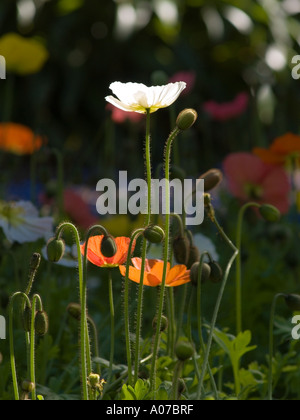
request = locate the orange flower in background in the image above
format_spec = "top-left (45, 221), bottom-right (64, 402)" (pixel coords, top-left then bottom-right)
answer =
top-left (81, 235), bottom-right (134, 268)
top-left (119, 258), bottom-right (191, 287)
top-left (253, 133), bottom-right (300, 166)
top-left (0, 123), bottom-right (43, 155)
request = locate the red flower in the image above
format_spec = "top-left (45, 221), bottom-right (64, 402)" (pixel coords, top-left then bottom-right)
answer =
top-left (119, 258), bottom-right (191, 287)
top-left (203, 92), bottom-right (249, 121)
top-left (223, 152), bottom-right (290, 214)
top-left (81, 235), bottom-right (134, 268)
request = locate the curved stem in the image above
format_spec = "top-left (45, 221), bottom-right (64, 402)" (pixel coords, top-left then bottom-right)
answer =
top-left (30, 294), bottom-right (43, 401)
top-left (235, 202), bottom-right (260, 335)
top-left (124, 228), bottom-right (144, 386)
top-left (134, 109), bottom-right (152, 383)
top-left (8, 292), bottom-right (31, 401)
top-left (198, 208), bottom-right (239, 398)
top-left (196, 253), bottom-right (218, 400)
top-left (55, 222), bottom-right (88, 400)
top-left (150, 127), bottom-right (181, 394)
top-left (268, 293), bottom-right (285, 401)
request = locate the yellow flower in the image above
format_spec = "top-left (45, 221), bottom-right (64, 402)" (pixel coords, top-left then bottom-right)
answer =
top-left (105, 81), bottom-right (186, 114)
top-left (0, 33), bottom-right (49, 75)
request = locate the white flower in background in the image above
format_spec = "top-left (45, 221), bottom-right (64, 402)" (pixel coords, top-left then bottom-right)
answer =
top-left (42, 244), bottom-right (78, 268)
top-left (193, 233), bottom-right (219, 262)
top-left (105, 81), bottom-right (186, 114)
top-left (0, 200), bottom-right (53, 244)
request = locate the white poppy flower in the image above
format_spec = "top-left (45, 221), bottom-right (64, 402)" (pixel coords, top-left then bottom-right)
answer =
top-left (0, 200), bottom-right (54, 244)
top-left (105, 81), bottom-right (187, 114)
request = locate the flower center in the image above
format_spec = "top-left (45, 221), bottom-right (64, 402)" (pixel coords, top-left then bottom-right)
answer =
top-left (0, 201), bottom-right (25, 227)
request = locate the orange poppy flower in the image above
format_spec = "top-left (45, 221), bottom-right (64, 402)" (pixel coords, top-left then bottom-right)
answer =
top-left (0, 123), bottom-right (43, 155)
top-left (119, 258), bottom-right (191, 287)
top-left (80, 235), bottom-right (134, 268)
top-left (253, 133), bottom-right (300, 166)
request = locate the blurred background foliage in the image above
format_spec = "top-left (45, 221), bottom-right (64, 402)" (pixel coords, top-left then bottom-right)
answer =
top-left (0, 0), bottom-right (299, 185)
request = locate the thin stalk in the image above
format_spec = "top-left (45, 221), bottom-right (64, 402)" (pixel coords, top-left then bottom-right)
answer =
top-left (134, 109), bottom-right (152, 383)
top-left (30, 294), bottom-right (43, 401)
top-left (150, 127), bottom-right (181, 394)
top-left (124, 228), bottom-right (144, 386)
top-left (8, 292), bottom-right (31, 401)
top-left (198, 203), bottom-right (238, 398)
top-left (55, 222), bottom-right (87, 400)
top-left (268, 293), bottom-right (285, 401)
top-left (196, 253), bottom-right (218, 400)
top-left (235, 202), bottom-right (260, 335)
top-left (168, 287), bottom-right (176, 358)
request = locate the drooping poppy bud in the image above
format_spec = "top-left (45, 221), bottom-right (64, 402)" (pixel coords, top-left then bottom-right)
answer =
top-left (34, 310), bottom-right (49, 337)
top-left (144, 225), bottom-right (165, 244)
top-left (199, 169), bottom-right (223, 192)
top-left (47, 238), bottom-right (65, 263)
top-left (190, 262), bottom-right (211, 286)
top-left (175, 338), bottom-right (194, 361)
top-left (259, 204), bottom-right (281, 223)
top-left (173, 235), bottom-right (190, 265)
top-left (100, 235), bottom-right (117, 258)
top-left (21, 380), bottom-right (35, 393)
top-left (176, 108), bottom-right (198, 131)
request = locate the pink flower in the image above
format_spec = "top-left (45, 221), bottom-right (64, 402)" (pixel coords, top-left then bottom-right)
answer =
top-left (168, 71), bottom-right (196, 96)
top-left (203, 92), bottom-right (249, 121)
top-left (106, 103), bottom-right (144, 124)
top-left (223, 152), bottom-right (291, 214)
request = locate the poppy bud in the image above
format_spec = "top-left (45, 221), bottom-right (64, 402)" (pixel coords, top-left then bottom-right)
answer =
top-left (177, 378), bottom-right (186, 395)
top-left (35, 310), bottom-right (49, 337)
top-left (21, 380), bottom-right (35, 393)
top-left (152, 315), bottom-right (168, 332)
top-left (88, 373), bottom-right (101, 389)
top-left (175, 338), bottom-right (194, 361)
top-left (208, 261), bottom-right (223, 284)
top-left (29, 253), bottom-right (41, 274)
top-left (67, 302), bottom-right (82, 321)
top-left (259, 204), bottom-right (281, 223)
top-left (187, 245), bottom-right (200, 269)
top-left (144, 225), bottom-right (165, 244)
top-left (47, 238), bottom-right (65, 263)
top-left (22, 305), bottom-right (33, 333)
top-left (173, 235), bottom-right (190, 265)
top-left (200, 169), bottom-right (223, 192)
top-left (100, 235), bottom-right (117, 258)
top-left (284, 294), bottom-right (300, 312)
top-left (176, 108), bottom-right (198, 131)
top-left (190, 262), bottom-right (211, 286)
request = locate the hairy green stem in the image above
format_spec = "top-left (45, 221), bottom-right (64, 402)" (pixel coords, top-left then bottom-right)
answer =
top-left (198, 205), bottom-right (238, 398)
top-left (150, 127), bottom-right (181, 394)
top-left (8, 292), bottom-right (31, 401)
top-left (134, 109), bottom-right (152, 383)
top-left (30, 294), bottom-right (43, 401)
top-left (108, 269), bottom-right (115, 384)
top-left (124, 228), bottom-right (144, 386)
top-left (55, 222), bottom-right (88, 400)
